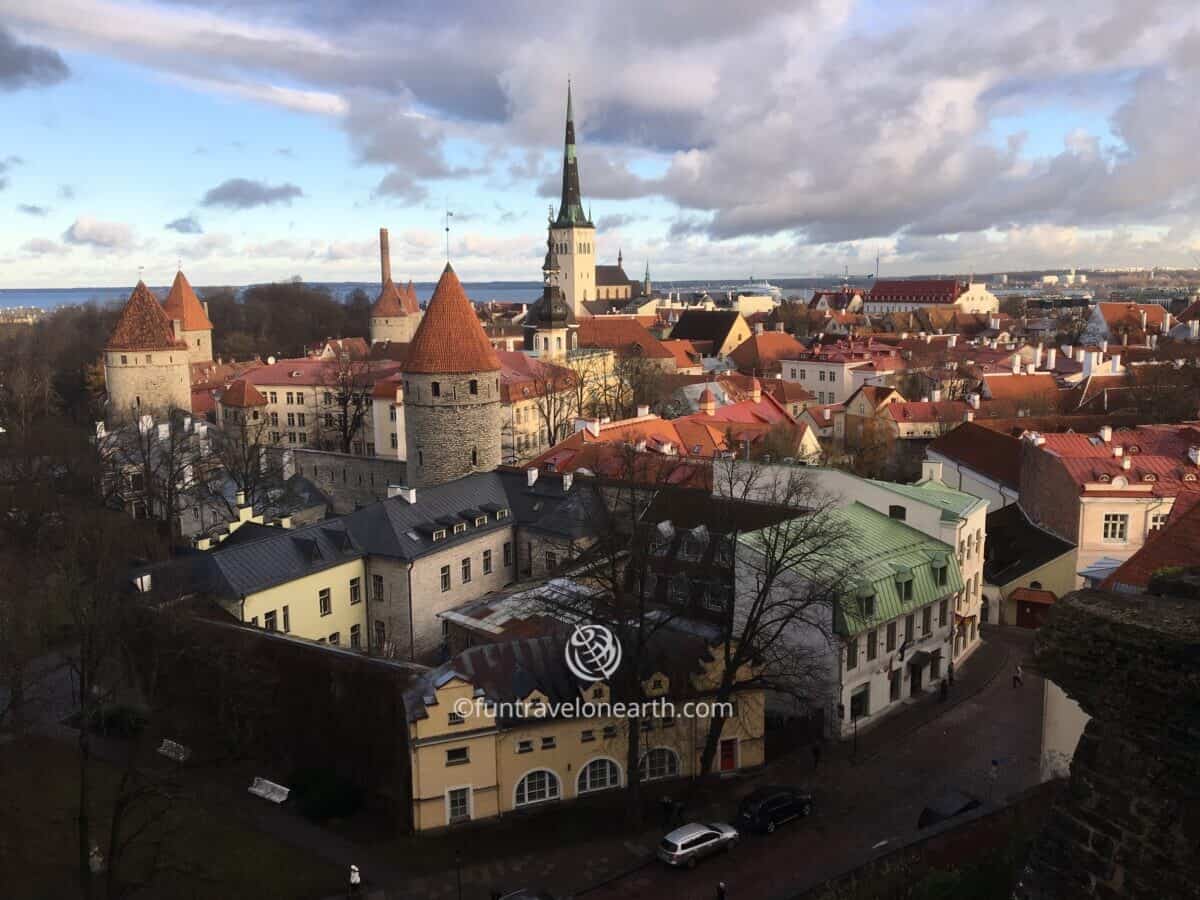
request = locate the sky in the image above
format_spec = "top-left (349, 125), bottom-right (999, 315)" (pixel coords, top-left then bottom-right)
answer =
top-left (2, 0), bottom-right (1200, 288)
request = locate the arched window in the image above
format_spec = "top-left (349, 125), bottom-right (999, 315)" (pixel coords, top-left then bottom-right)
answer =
top-left (578, 758), bottom-right (621, 794)
top-left (1030, 581), bottom-right (1042, 590)
top-left (639, 747), bottom-right (680, 781)
top-left (514, 769), bottom-right (560, 806)
top-left (556, 337), bottom-right (563, 350)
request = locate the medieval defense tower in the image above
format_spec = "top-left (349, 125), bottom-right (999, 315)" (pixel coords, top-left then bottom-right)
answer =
top-left (370, 227), bottom-right (422, 345)
top-left (401, 263), bottom-right (502, 487)
top-left (161, 268), bottom-right (214, 364)
top-left (103, 281), bottom-right (192, 422)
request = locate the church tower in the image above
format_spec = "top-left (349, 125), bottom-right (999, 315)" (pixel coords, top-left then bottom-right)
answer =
top-left (161, 268), bottom-right (213, 364)
top-left (371, 228), bottom-right (422, 345)
top-left (103, 281), bottom-right (192, 423)
top-left (402, 264), bottom-right (502, 487)
top-left (548, 82), bottom-right (596, 318)
top-left (523, 233), bottom-right (576, 359)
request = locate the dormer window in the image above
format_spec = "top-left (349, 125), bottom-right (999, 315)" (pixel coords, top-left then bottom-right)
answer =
top-left (1142, 473), bottom-right (1156, 483)
top-left (432, 528), bottom-right (447, 541)
top-left (475, 515), bottom-right (487, 526)
top-left (453, 522), bottom-right (467, 534)
top-left (1098, 473), bottom-right (1111, 483)
top-left (496, 508), bottom-right (509, 520)
top-left (858, 590), bottom-right (876, 618)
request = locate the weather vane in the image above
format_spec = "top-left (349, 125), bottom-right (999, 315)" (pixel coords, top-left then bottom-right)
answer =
top-left (444, 207), bottom-right (454, 261)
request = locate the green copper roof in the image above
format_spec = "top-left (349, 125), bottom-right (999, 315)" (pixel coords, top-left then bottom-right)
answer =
top-left (739, 501), bottom-right (963, 637)
top-left (555, 81), bottom-right (593, 229)
top-left (866, 477), bottom-right (986, 521)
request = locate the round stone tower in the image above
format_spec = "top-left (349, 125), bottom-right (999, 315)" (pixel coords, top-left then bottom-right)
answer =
top-left (161, 268), bottom-right (213, 364)
top-left (402, 263), bottom-right (502, 487)
top-left (103, 281), bottom-right (192, 423)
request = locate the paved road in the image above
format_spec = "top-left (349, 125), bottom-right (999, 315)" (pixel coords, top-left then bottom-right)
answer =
top-left (582, 628), bottom-right (1042, 900)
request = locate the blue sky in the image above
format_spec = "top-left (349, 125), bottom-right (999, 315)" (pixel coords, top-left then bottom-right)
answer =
top-left (2, 0), bottom-right (1199, 287)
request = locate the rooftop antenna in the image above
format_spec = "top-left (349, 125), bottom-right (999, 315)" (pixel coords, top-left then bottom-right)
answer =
top-left (444, 207), bottom-right (454, 261)
top-left (137, 265), bottom-right (144, 283)
top-left (177, 258), bottom-right (182, 272)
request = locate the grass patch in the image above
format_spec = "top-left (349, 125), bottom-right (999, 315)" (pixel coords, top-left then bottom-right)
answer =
top-left (0, 735), bottom-right (344, 900)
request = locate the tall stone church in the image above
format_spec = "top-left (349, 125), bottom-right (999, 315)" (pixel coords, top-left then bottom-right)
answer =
top-left (549, 84), bottom-right (634, 317)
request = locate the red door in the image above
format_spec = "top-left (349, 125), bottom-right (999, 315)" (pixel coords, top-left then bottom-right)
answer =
top-left (719, 739), bottom-right (737, 772)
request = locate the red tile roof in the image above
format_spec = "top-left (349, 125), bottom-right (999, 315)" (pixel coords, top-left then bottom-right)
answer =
top-left (929, 422), bottom-right (1021, 488)
top-left (372, 373), bottom-right (404, 400)
top-left (575, 317), bottom-right (675, 360)
top-left (371, 278), bottom-right (416, 318)
top-left (660, 339), bottom-right (702, 369)
top-left (403, 264), bottom-right (501, 374)
top-left (885, 400), bottom-right (971, 425)
top-left (868, 279), bottom-right (966, 304)
top-left (1034, 424), bottom-right (1200, 499)
top-left (1096, 302), bottom-right (1167, 330)
top-left (496, 351), bottom-right (576, 403)
top-left (106, 281), bottom-right (188, 351)
top-left (221, 379), bottom-right (267, 407)
top-left (727, 332), bottom-right (807, 374)
top-left (161, 270), bottom-right (213, 331)
top-left (1102, 501), bottom-right (1200, 591)
top-left (1009, 587), bottom-right (1057, 606)
top-left (240, 357), bottom-right (405, 387)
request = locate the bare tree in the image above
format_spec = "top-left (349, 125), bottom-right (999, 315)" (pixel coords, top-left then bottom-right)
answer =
top-left (98, 409), bottom-right (206, 543)
top-left (205, 410), bottom-right (282, 518)
top-left (696, 460), bottom-right (852, 776)
top-left (533, 445), bottom-right (699, 826)
top-left (318, 356), bottom-right (375, 454)
top-left (529, 358), bottom-right (580, 447)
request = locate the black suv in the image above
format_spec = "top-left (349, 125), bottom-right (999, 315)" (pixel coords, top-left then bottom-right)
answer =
top-left (736, 785), bottom-right (814, 834)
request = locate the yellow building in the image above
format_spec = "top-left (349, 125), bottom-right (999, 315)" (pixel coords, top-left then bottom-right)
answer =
top-left (404, 631), bottom-right (765, 831)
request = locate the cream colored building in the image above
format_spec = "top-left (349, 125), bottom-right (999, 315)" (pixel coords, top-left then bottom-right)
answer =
top-left (404, 632), bottom-right (765, 831)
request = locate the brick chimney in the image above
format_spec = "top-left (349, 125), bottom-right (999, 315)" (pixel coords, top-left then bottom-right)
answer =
top-left (1046, 347), bottom-right (1057, 369)
top-left (379, 227), bottom-right (391, 283)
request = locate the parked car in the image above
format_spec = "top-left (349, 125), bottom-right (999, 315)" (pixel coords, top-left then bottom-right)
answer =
top-left (917, 789), bottom-right (981, 829)
top-left (736, 785), bottom-right (814, 834)
top-left (657, 822), bottom-right (739, 868)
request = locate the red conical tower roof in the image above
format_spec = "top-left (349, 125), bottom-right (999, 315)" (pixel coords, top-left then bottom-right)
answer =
top-left (402, 264), bottom-right (500, 374)
top-left (402, 279), bottom-right (421, 315)
top-left (106, 281), bottom-right (187, 351)
top-left (162, 269), bottom-right (212, 330)
top-left (371, 278), bottom-right (409, 318)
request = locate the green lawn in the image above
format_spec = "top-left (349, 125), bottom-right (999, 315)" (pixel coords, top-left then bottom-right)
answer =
top-left (0, 735), bottom-right (344, 900)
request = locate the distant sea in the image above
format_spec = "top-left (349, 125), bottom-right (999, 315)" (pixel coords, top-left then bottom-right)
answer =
top-left (0, 281), bottom-right (547, 311)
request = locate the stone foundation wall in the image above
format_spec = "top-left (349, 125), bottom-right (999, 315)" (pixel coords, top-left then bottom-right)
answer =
top-left (1016, 587), bottom-right (1200, 899)
top-left (280, 447), bottom-right (407, 514)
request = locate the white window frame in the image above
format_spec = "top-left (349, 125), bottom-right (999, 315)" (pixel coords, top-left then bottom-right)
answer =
top-left (514, 769), bottom-right (561, 807)
top-left (577, 757), bottom-right (622, 794)
top-left (639, 747), bottom-right (680, 781)
top-left (1102, 512), bottom-right (1129, 542)
top-left (445, 786), bottom-right (472, 824)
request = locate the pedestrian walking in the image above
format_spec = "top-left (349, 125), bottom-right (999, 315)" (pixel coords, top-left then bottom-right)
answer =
top-left (1012, 664), bottom-right (1023, 688)
top-left (717, 881), bottom-right (728, 900)
top-left (348, 864), bottom-right (361, 898)
top-left (811, 741), bottom-right (822, 770)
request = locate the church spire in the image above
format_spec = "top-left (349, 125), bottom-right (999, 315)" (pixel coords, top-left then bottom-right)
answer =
top-left (555, 80), bottom-right (591, 228)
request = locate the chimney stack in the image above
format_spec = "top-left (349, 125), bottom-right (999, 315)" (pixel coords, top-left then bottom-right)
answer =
top-left (1140, 309), bottom-right (1147, 330)
top-left (1163, 312), bottom-right (1172, 334)
top-left (1011, 354), bottom-right (1021, 375)
top-left (1110, 354), bottom-right (1121, 374)
top-left (379, 227), bottom-right (392, 283)
top-left (1034, 343), bottom-right (1044, 369)
top-left (1046, 347), bottom-right (1057, 369)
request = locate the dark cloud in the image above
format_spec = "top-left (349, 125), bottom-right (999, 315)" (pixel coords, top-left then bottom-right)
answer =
top-left (165, 215), bottom-right (203, 233)
top-left (596, 213), bottom-right (640, 230)
top-left (201, 178), bottom-right (304, 209)
top-left (17, 203), bottom-right (47, 216)
top-left (21, 237), bottom-right (65, 255)
top-left (0, 26), bottom-right (69, 90)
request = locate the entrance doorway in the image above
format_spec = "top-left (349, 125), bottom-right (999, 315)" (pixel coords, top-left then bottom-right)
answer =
top-left (930, 649), bottom-right (942, 681)
top-left (719, 738), bottom-right (737, 772)
top-left (889, 669), bottom-right (902, 702)
top-left (910, 662), bottom-right (923, 695)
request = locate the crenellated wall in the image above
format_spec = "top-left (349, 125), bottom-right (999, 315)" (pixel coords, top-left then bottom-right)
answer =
top-left (1016, 582), bottom-right (1200, 899)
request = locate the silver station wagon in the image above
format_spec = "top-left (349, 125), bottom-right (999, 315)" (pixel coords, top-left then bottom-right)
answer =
top-left (657, 821), bottom-right (740, 868)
